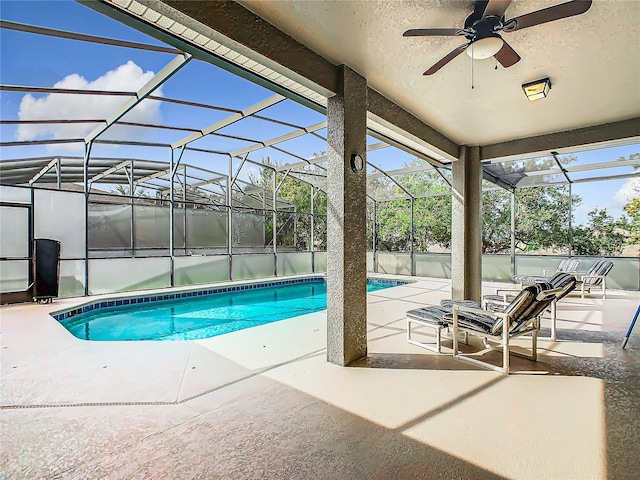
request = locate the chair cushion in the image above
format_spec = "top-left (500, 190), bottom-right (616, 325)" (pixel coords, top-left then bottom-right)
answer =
top-left (511, 283), bottom-right (558, 332)
top-left (495, 285), bottom-right (537, 334)
top-left (513, 258), bottom-right (580, 284)
top-left (547, 272), bottom-right (577, 300)
top-left (511, 274), bottom-right (548, 284)
top-left (557, 258), bottom-right (581, 273)
top-left (583, 259), bottom-right (614, 285)
top-left (442, 310), bottom-right (496, 334)
top-left (407, 306), bottom-right (450, 326)
top-left (483, 294), bottom-right (504, 303)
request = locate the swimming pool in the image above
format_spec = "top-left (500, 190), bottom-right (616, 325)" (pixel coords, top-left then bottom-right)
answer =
top-left (56, 277), bottom-right (408, 341)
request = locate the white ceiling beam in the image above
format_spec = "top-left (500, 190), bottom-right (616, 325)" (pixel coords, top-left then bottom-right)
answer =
top-left (89, 160), bottom-right (131, 184)
top-left (171, 94), bottom-right (285, 149)
top-left (230, 120), bottom-right (326, 157)
top-left (28, 158), bottom-right (58, 184)
top-left (159, 175), bottom-right (227, 195)
top-left (134, 165), bottom-right (185, 185)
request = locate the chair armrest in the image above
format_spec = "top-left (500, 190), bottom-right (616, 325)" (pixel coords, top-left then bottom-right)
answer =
top-left (453, 304), bottom-right (508, 320)
top-left (542, 269), bottom-right (556, 276)
top-left (580, 274), bottom-right (606, 284)
top-left (495, 288), bottom-right (521, 295)
top-left (483, 298), bottom-right (509, 312)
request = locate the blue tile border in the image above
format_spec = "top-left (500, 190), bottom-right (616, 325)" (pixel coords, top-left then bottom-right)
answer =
top-left (51, 276), bottom-right (411, 323)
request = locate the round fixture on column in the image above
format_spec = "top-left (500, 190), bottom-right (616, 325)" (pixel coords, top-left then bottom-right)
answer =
top-left (350, 153), bottom-right (365, 173)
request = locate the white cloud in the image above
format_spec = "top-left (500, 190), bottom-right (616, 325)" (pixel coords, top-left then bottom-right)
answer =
top-left (18, 61), bottom-right (162, 150)
top-left (612, 177), bottom-right (640, 208)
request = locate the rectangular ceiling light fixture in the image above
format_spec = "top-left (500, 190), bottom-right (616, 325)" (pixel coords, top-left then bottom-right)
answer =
top-left (522, 77), bottom-right (551, 102)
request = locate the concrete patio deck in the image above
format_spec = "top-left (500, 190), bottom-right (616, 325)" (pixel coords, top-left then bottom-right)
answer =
top-left (1, 277), bottom-right (639, 479)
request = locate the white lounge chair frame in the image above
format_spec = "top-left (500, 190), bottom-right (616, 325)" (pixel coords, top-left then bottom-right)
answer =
top-left (451, 304), bottom-right (541, 374)
top-left (577, 273), bottom-right (608, 299)
top-left (483, 289), bottom-right (561, 341)
top-left (407, 317), bottom-right (468, 353)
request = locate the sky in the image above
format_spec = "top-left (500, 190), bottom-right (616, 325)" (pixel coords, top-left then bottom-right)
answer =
top-left (1, 0), bottom-right (638, 225)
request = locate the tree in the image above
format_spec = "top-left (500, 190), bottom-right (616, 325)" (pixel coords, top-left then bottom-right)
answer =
top-left (370, 160), bottom-right (451, 251)
top-left (482, 188), bottom-right (511, 253)
top-left (247, 155), bottom-right (327, 251)
top-left (572, 208), bottom-right (629, 256)
top-left (624, 195), bottom-right (640, 245)
top-left (622, 167), bottom-right (640, 246)
top-left (514, 186), bottom-right (577, 253)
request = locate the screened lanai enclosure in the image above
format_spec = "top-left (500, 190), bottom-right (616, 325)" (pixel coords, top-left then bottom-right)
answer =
top-left (1, 2), bottom-right (639, 303)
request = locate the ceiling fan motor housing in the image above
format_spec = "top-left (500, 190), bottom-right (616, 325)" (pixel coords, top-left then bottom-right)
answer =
top-left (466, 17), bottom-right (504, 59)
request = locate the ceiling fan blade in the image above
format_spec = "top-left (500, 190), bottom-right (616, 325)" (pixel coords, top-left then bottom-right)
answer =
top-left (403, 28), bottom-right (462, 37)
top-left (505, 0), bottom-right (592, 31)
top-left (494, 40), bottom-right (521, 67)
top-left (423, 44), bottom-right (468, 76)
top-left (482, 0), bottom-right (512, 18)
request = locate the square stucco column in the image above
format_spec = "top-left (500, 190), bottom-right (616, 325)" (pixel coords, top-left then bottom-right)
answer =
top-left (451, 145), bottom-right (482, 302)
top-left (326, 65), bottom-right (367, 366)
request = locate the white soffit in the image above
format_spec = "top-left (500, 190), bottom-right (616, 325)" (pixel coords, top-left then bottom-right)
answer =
top-left (104, 0), bottom-right (328, 107)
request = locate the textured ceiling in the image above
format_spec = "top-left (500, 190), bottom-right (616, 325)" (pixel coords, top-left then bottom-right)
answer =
top-left (239, 0), bottom-right (640, 147)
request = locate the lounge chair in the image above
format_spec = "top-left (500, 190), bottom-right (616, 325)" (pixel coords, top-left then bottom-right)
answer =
top-left (407, 283), bottom-right (561, 373)
top-left (512, 257), bottom-right (580, 285)
top-left (406, 300), bottom-right (477, 353)
top-left (574, 259), bottom-right (614, 299)
top-left (483, 272), bottom-right (577, 341)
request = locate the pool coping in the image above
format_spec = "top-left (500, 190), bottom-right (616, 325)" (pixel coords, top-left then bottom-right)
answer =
top-left (50, 275), bottom-right (413, 323)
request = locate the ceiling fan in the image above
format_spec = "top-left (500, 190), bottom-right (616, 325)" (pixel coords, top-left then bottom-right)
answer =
top-left (404, 0), bottom-right (592, 75)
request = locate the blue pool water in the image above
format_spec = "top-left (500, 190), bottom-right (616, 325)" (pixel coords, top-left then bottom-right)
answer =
top-left (60, 279), bottom-right (402, 341)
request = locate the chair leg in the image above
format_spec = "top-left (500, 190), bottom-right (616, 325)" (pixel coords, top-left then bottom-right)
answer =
top-left (550, 300), bottom-right (557, 342)
top-left (452, 314), bottom-right (459, 356)
top-left (407, 318), bottom-right (444, 353)
top-left (531, 320), bottom-right (538, 362)
top-left (502, 329), bottom-right (509, 374)
top-left (602, 278), bottom-right (606, 300)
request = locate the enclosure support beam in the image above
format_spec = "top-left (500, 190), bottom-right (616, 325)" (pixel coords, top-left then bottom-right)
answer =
top-left (326, 65), bottom-right (368, 366)
top-left (451, 145), bottom-right (482, 302)
top-left (310, 185), bottom-right (315, 273)
top-left (130, 161), bottom-right (135, 259)
top-left (83, 142), bottom-right (93, 296)
top-left (227, 155), bottom-right (233, 281)
top-left (84, 53), bottom-right (191, 145)
top-left (373, 201), bottom-right (378, 274)
top-left (56, 158), bottom-right (61, 189)
top-left (410, 197), bottom-right (415, 277)
top-left (273, 171), bottom-right (278, 277)
top-left (568, 183), bottom-right (573, 256)
top-left (28, 158), bottom-right (58, 185)
top-left (169, 148), bottom-right (175, 286)
top-left (510, 190), bottom-right (516, 277)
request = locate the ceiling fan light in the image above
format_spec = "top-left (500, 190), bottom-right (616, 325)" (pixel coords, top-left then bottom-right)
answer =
top-left (466, 36), bottom-right (504, 59)
top-left (522, 78), bottom-right (552, 101)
